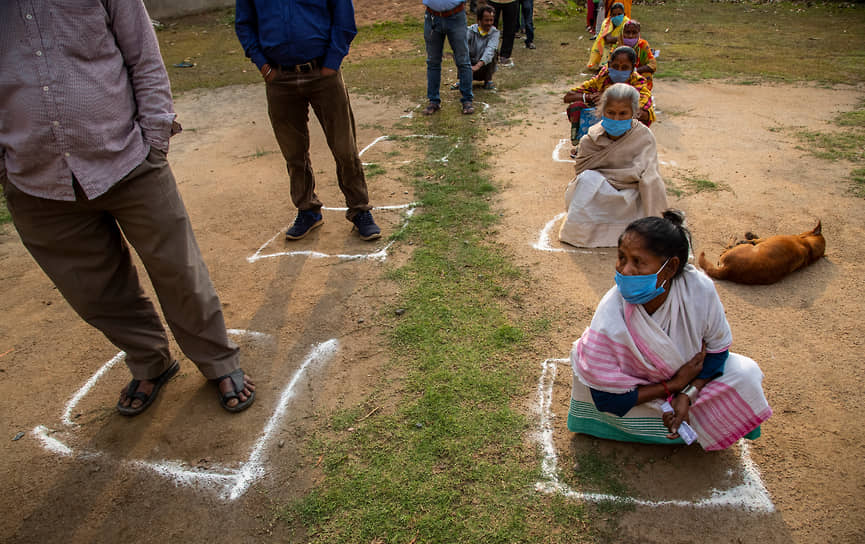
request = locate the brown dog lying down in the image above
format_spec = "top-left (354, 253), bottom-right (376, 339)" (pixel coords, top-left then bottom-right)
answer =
top-left (698, 222), bottom-right (825, 285)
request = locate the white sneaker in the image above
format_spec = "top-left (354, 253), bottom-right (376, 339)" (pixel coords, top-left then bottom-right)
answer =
top-left (499, 57), bottom-right (514, 68)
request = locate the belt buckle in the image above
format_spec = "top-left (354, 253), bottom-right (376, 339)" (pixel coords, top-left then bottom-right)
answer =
top-left (296, 61), bottom-right (314, 73)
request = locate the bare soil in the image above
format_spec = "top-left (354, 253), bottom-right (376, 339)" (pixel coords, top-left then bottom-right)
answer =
top-left (0, 86), bottom-right (415, 543)
top-left (492, 79), bottom-right (865, 542)
top-left (1, 41), bottom-right (864, 544)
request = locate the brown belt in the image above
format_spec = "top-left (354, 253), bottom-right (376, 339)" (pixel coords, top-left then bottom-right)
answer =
top-left (426, 3), bottom-right (465, 18)
top-left (278, 57), bottom-right (324, 74)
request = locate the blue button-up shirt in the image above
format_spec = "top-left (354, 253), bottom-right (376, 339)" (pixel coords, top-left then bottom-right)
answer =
top-left (235, 0), bottom-right (357, 71)
top-left (423, 0), bottom-right (466, 12)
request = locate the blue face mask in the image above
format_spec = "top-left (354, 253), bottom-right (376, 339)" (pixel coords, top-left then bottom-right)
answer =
top-left (615, 259), bottom-right (670, 304)
top-left (601, 116), bottom-right (632, 137)
top-left (611, 14), bottom-right (625, 26)
top-left (608, 67), bottom-right (632, 83)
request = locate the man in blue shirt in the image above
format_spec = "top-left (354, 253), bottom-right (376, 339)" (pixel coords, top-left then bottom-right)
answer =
top-left (422, 0), bottom-right (475, 115)
top-left (235, 0), bottom-right (381, 240)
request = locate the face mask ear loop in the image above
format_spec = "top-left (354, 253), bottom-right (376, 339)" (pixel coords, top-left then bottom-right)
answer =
top-left (657, 258), bottom-right (671, 288)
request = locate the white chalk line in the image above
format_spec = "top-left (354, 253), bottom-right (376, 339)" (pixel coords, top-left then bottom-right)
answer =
top-left (399, 105), bottom-right (421, 119)
top-left (62, 351), bottom-right (125, 426)
top-left (358, 134), bottom-right (456, 165)
top-left (439, 141), bottom-right (459, 163)
top-left (534, 358), bottom-right (775, 512)
top-left (553, 138), bottom-right (574, 163)
top-left (33, 335), bottom-right (337, 501)
top-left (228, 338), bottom-right (339, 499)
top-left (531, 212), bottom-right (601, 255)
top-left (247, 206), bottom-right (417, 263)
top-left (33, 425), bottom-right (73, 456)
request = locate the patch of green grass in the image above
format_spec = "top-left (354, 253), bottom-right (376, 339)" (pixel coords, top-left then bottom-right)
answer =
top-left (156, 8), bottom-right (260, 93)
top-left (571, 450), bottom-right (630, 497)
top-left (794, 101), bottom-right (865, 195)
top-left (243, 147), bottom-right (277, 159)
top-left (283, 110), bottom-right (597, 543)
top-left (666, 184), bottom-right (685, 198)
top-left (155, 0), bottom-right (865, 98)
top-left (363, 162), bottom-right (387, 179)
top-left (683, 174), bottom-right (721, 193)
top-left (851, 167), bottom-right (865, 196)
top-left (353, 19), bottom-right (423, 44)
top-left (0, 194), bottom-right (10, 225)
top-left (530, 0), bottom-right (865, 85)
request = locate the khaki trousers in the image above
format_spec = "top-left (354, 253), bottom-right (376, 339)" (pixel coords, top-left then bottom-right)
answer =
top-left (2, 148), bottom-right (239, 380)
top-left (265, 68), bottom-right (371, 220)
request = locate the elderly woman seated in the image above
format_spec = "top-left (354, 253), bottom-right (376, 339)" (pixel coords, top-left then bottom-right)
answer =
top-left (559, 83), bottom-right (666, 248)
top-left (568, 211), bottom-right (772, 450)
top-left (565, 46), bottom-right (655, 150)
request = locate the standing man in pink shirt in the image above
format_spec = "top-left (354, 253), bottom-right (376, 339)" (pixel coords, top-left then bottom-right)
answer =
top-left (0, 1), bottom-right (256, 415)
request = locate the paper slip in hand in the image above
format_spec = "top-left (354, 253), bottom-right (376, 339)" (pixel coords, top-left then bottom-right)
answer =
top-left (661, 401), bottom-right (697, 445)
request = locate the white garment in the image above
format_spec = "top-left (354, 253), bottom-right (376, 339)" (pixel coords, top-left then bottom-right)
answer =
top-left (558, 169), bottom-right (641, 248)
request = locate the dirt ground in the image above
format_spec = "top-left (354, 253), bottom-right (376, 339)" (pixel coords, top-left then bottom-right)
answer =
top-left (1, 37), bottom-right (864, 544)
top-left (0, 86), bottom-right (417, 542)
top-left (492, 80), bottom-right (865, 542)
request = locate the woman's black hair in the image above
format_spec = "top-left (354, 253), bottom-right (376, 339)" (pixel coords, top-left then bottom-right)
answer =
top-left (476, 5), bottom-right (495, 20)
top-left (611, 2), bottom-right (625, 13)
top-left (619, 210), bottom-right (692, 278)
top-left (609, 46), bottom-right (637, 68)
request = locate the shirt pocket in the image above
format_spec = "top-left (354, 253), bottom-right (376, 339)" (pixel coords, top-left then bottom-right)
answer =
top-left (50, 1), bottom-right (113, 60)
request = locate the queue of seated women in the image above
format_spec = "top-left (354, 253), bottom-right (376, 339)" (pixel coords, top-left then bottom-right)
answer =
top-left (558, 8), bottom-right (771, 449)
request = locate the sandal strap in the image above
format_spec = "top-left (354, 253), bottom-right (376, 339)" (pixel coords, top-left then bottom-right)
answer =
top-left (216, 368), bottom-right (246, 401)
top-left (124, 379), bottom-right (150, 403)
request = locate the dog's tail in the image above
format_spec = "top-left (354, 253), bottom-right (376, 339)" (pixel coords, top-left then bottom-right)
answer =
top-left (698, 251), bottom-right (727, 280)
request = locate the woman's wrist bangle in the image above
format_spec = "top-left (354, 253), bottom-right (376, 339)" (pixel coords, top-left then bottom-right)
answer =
top-left (680, 384), bottom-right (698, 405)
top-left (662, 380), bottom-right (671, 399)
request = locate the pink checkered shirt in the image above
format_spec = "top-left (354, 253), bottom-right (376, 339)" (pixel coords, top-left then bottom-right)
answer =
top-left (0, 0), bottom-right (175, 201)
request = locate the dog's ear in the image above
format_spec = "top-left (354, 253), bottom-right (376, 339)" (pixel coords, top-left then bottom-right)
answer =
top-left (812, 220), bottom-right (822, 236)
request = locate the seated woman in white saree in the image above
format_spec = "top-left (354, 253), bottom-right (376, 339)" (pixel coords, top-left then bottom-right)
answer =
top-left (568, 211), bottom-right (772, 450)
top-left (559, 83), bottom-right (667, 248)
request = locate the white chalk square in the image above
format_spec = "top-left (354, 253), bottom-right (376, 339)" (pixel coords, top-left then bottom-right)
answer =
top-left (535, 358), bottom-right (774, 511)
top-left (34, 332), bottom-right (339, 501)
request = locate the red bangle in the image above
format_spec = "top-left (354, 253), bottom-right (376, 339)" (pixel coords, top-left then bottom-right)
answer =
top-left (662, 381), bottom-right (671, 399)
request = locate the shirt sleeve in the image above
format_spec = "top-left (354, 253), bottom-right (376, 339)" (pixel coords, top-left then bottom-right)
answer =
top-left (636, 78), bottom-right (653, 112)
top-left (571, 72), bottom-right (604, 93)
top-left (642, 42), bottom-right (657, 71)
top-left (105, 0), bottom-right (175, 152)
top-left (324, 0), bottom-right (358, 71)
top-left (590, 387), bottom-right (638, 417)
top-left (235, 0), bottom-right (269, 69)
top-left (481, 28), bottom-right (499, 65)
top-left (698, 349), bottom-right (728, 381)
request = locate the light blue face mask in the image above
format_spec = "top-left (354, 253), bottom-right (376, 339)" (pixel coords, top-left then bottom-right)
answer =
top-left (601, 116), bottom-right (632, 137)
top-left (611, 14), bottom-right (625, 26)
top-left (608, 67), bottom-right (632, 83)
top-left (615, 258), bottom-right (670, 304)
